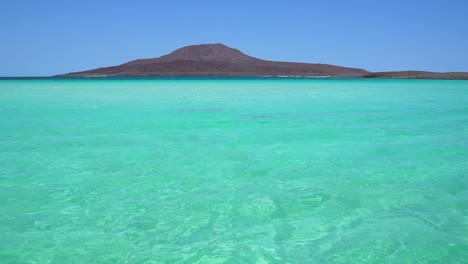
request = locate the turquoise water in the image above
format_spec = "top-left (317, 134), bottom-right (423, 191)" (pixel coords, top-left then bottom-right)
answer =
top-left (0, 78), bottom-right (467, 263)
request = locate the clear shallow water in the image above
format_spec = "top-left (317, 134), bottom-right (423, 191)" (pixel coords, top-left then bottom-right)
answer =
top-left (0, 78), bottom-right (467, 263)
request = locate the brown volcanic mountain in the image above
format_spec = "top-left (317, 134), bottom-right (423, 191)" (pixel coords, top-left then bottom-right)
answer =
top-left (59, 43), bottom-right (368, 77)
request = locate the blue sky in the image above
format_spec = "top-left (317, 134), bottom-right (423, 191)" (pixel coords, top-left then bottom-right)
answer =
top-left (1, 0), bottom-right (468, 76)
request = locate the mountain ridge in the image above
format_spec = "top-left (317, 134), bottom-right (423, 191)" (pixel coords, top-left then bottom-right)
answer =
top-left (58, 44), bottom-right (468, 79)
top-left (125, 43), bottom-right (259, 65)
top-left (59, 43), bottom-right (369, 77)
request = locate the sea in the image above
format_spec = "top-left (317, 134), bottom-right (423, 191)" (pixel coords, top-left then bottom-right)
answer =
top-left (0, 77), bottom-right (467, 263)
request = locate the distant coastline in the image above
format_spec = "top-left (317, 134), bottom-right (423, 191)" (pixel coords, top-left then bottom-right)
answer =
top-left (55, 44), bottom-right (468, 80)
top-left (2, 75), bottom-right (468, 81)
top-left (362, 71), bottom-right (468, 80)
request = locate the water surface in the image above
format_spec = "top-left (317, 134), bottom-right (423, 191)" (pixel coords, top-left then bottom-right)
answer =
top-left (1, 78), bottom-right (467, 263)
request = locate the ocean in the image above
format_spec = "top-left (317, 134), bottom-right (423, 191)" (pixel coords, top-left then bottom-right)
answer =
top-left (0, 77), bottom-right (467, 263)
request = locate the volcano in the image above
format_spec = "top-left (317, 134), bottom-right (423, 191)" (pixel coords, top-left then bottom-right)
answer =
top-left (59, 43), bottom-right (368, 77)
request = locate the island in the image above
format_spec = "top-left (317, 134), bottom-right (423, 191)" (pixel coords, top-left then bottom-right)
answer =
top-left (58, 44), bottom-right (368, 77)
top-left (58, 44), bottom-right (468, 79)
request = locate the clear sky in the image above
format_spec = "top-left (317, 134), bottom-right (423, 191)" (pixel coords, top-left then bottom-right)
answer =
top-left (2, 0), bottom-right (468, 76)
